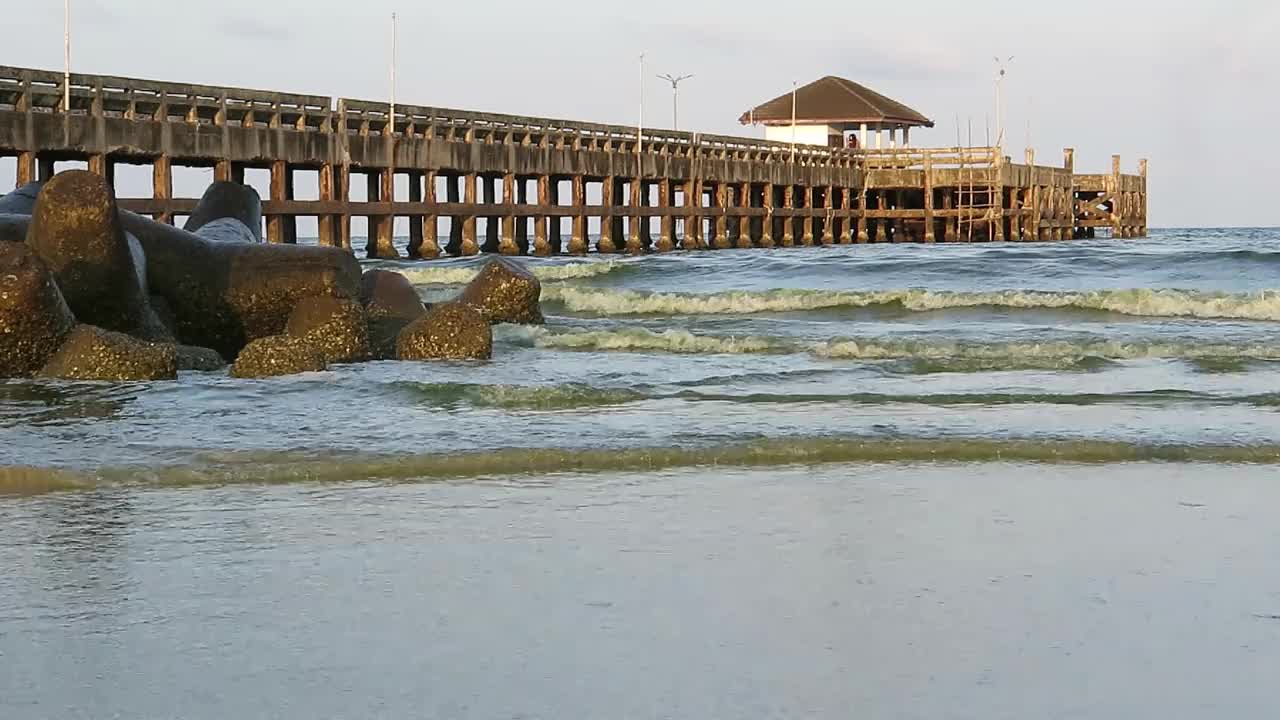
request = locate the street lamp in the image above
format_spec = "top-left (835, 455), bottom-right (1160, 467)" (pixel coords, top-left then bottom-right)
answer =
top-left (656, 73), bottom-right (693, 130)
top-left (994, 55), bottom-right (1013, 148)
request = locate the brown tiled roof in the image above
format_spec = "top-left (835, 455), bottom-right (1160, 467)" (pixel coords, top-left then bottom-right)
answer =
top-left (739, 76), bottom-right (933, 128)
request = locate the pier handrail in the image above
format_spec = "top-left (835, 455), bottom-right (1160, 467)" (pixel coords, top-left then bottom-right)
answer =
top-left (0, 65), bottom-right (332, 130)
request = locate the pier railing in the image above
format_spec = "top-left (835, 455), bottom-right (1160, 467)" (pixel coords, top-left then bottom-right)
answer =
top-left (1, 64), bottom-right (1149, 250)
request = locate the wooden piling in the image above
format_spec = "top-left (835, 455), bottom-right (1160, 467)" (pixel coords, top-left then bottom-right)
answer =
top-left (534, 175), bottom-right (551, 256)
top-left (628, 177), bottom-right (645, 254)
top-left (153, 155), bottom-right (173, 225)
top-left (461, 173), bottom-right (479, 255)
top-left (760, 183), bottom-right (776, 248)
top-left (499, 173), bottom-right (518, 255)
top-left (657, 179), bottom-right (675, 252)
top-left (570, 175), bottom-right (588, 255)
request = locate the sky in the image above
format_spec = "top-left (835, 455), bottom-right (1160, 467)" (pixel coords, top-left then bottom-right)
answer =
top-left (4, 0), bottom-right (1279, 227)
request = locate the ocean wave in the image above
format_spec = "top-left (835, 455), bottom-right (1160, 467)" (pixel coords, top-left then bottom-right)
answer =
top-left (500, 325), bottom-right (1280, 369)
top-left (18, 437), bottom-right (1280, 496)
top-left (504, 326), bottom-right (785, 355)
top-left (540, 286), bottom-right (1280, 321)
top-left (396, 381), bottom-right (646, 410)
top-left (397, 260), bottom-right (626, 286)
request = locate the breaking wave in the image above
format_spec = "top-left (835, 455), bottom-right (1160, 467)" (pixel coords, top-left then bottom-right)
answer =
top-left (397, 260), bottom-right (626, 286)
top-left (14, 437), bottom-right (1280, 496)
top-left (501, 325), bottom-right (1280, 368)
top-left (540, 286), bottom-right (1280, 321)
top-left (396, 381), bottom-right (647, 410)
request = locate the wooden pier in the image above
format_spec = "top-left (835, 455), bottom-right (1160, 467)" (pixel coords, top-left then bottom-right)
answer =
top-left (0, 65), bottom-right (1148, 259)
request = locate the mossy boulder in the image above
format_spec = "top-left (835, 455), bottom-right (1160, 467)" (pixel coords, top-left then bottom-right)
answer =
top-left (0, 243), bottom-right (77, 377)
top-left (285, 297), bottom-right (371, 364)
top-left (38, 325), bottom-right (177, 382)
top-left (457, 257), bottom-right (544, 325)
top-left (25, 171), bottom-right (171, 341)
top-left (230, 335), bottom-right (327, 379)
top-left (396, 302), bottom-right (492, 361)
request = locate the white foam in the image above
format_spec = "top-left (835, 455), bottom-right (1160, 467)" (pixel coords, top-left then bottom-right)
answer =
top-left (540, 286), bottom-right (1280, 322)
top-left (397, 260), bottom-right (625, 286)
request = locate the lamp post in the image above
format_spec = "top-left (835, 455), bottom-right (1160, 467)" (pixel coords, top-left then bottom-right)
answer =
top-left (994, 55), bottom-right (1013, 148)
top-left (390, 12), bottom-right (398, 127)
top-left (63, 0), bottom-right (71, 111)
top-left (637, 52), bottom-right (647, 153)
top-left (657, 73), bottom-right (693, 130)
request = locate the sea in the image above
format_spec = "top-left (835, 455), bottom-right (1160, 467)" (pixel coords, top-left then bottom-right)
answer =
top-left (3, 229), bottom-right (1280, 718)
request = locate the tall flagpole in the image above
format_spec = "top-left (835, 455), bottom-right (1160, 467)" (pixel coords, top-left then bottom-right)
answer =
top-left (390, 12), bottom-right (397, 130)
top-left (638, 52), bottom-right (645, 153)
top-left (63, 0), bottom-right (71, 111)
top-left (790, 81), bottom-right (797, 159)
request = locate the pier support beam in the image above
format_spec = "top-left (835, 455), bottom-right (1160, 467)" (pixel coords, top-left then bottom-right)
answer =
top-left (801, 187), bottom-right (815, 246)
top-left (599, 176), bottom-right (617, 253)
top-left (657, 179), bottom-right (674, 252)
top-left (406, 171), bottom-right (424, 257)
top-left (529, 175), bottom-right (550, 256)
top-left (684, 178), bottom-right (703, 250)
top-left (840, 188), bottom-right (854, 244)
top-left (482, 176), bottom-right (499, 254)
top-left (38, 156), bottom-right (56, 182)
top-left (737, 183), bottom-right (754, 249)
top-left (713, 183), bottom-right (730, 250)
top-left (781, 186), bottom-right (795, 247)
top-left (628, 177), bottom-right (645, 255)
top-left (318, 163), bottom-right (336, 248)
top-left (760, 183), bottom-right (775, 248)
top-left (153, 156), bottom-right (173, 225)
top-left (421, 170), bottom-right (441, 258)
top-left (821, 186), bottom-right (835, 246)
top-left (15, 152), bottom-right (35, 187)
top-left (462, 173), bottom-right (479, 255)
top-left (534, 176), bottom-right (551, 256)
top-left (570, 175), bottom-right (588, 255)
top-left (499, 173), bottom-right (519, 255)
top-left (445, 175), bottom-right (462, 255)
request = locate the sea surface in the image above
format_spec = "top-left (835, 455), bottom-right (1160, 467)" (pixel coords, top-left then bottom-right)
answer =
top-left (4, 229), bottom-right (1280, 718)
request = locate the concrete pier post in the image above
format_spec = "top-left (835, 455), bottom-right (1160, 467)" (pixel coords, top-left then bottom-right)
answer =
top-left (657, 179), bottom-right (674, 252)
top-left (318, 163), bottom-right (336, 247)
top-left (153, 156), bottom-right (173, 225)
top-left (282, 165), bottom-right (298, 244)
top-left (761, 183), bottom-right (777, 248)
top-left (683, 179), bottom-right (701, 250)
top-left (737, 183), bottom-right (754, 249)
top-left (599, 176), bottom-right (617, 253)
top-left (874, 192), bottom-right (888, 243)
top-left (461, 173), bottom-right (479, 255)
top-left (821, 186), bottom-right (835, 245)
top-left (420, 170), bottom-right (440, 258)
top-left (713, 183), bottom-right (730, 250)
top-left (268, 160), bottom-right (287, 243)
top-left (16, 152), bottom-right (35, 187)
top-left (336, 162), bottom-right (351, 250)
top-left (482, 176), bottom-right (499, 254)
top-left (407, 170), bottom-right (424, 256)
top-left (499, 173), bottom-right (518, 255)
top-left (627, 177), bottom-right (645, 255)
top-left (801, 187), bottom-right (815, 246)
top-left (837, 188), bottom-right (851, 244)
top-left (534, 176), bottom-right (551, 256)
top-left (445, 174), bottom-right (462, 255)
top-left (781, 186), bottom-right (795, 247)
top-left (515, 178), bottom-right (530, 255)
top-left (569, 175), bottom-right (588, 255)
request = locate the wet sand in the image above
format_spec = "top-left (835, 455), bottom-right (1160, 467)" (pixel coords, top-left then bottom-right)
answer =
top-left (3, 462), bottom-right (1278, 719)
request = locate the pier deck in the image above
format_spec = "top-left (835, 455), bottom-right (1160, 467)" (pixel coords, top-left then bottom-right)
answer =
top-left (0, 65), bottom-right (1148, 258)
